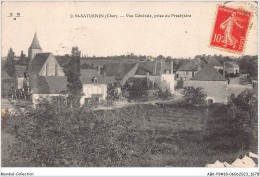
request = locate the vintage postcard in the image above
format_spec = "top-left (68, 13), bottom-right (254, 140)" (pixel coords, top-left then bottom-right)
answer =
top-left (1, 1), bottom-right (258, 176)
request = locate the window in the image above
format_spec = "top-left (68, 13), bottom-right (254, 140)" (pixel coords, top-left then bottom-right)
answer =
top-left (186, 71), bottom-right (189, 76)
top-left (93, 77), bottom-right (98, 84)
top-left (176, 74), bottom-right (179, 78)
top-left (192, 71), bottom-right (195, 76)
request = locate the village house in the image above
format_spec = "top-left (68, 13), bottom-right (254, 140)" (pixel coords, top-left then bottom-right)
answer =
top-left (201, 57), bottom-right (223, 71)
top-left (225, 61), bottom-right (240, 74)
top-left (102, 62), bottom-right (139, 89)
top-left (80, 68), bottom-right (107, 105)
top-left (134, 61), bottom-right (175, 94)
top-left (184, 64), bottom-right (228, 104)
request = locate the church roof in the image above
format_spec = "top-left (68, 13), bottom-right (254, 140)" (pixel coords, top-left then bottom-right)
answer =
top-left (31, 76), bottom-right (67, 94)
top-left (29, 33), bottom-right (42, 50)
top-left (26, 53), bottom-right (52, 74)
top-left (191, 64), bottom-right (226, 81)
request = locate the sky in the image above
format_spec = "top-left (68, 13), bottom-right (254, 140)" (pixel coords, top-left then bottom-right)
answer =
top-left (1, 1), bottom-right (258, 58)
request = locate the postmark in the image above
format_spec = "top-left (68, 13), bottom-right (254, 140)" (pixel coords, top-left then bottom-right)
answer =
top-left (210, 6), bottom-right (251, 53)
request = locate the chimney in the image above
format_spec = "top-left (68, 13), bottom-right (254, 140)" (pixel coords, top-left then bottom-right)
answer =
top-left (170, 60), bottom-right (173, 74)
top-left (153, 61), bottom-right (157, 75)
top-left (223, 62), bottom-right (226, 77)
top-left (97, 65), bottom-right (100, 73)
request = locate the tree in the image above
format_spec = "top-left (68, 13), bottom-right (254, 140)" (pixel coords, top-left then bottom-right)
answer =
top-left (157, 88), bottom-right (172, 100)
top-left (206, 90), bottom-right (257, 151)
top-left (64, 47), bottom-right (82, 107)
top-left (5, 48), bottom-right (15, 77)
top-left (182, 87), bottom-right (207, 104)
top-left (125, 79), bottom-right (148, 102)
top-left (18, 51), bottom-right (30, 66)
top-left (157, 55), bottom-right (165, 60)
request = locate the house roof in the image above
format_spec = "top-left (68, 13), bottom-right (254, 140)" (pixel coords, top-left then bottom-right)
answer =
top-left (225, 62), bottom-right (239, 68)
top-left (14, 65), bottom-right (27, 78)
top-left (26, 53), bottom-right (51, 74)
top-left (135, 61), bottom-right (164, 75)
top-left (104, 62), bottom-right (137, 80)
top-left (178, 61), bottom-right (198, 71)
top-left (191, 64), bottom-right (226, 81)
top-left (202, 57), bottom-right (223, 67)
top-left (80, 69), bottom-right (106, 84)
top-left (29, 33), bottom-right (42, 50)
top-left (55, 55), bottom-right (70, 67)
top-left (31, 76), bottom-right (67, 94)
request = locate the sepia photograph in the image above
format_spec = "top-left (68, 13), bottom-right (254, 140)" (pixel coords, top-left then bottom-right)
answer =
top-left (0, 1), bottom-right (258, 175)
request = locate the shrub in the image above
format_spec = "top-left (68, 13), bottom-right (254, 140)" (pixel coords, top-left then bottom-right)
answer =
top-left (182, 87), bottom-right (207, 104)
top-left (157, 88), bottom-right (172, 100)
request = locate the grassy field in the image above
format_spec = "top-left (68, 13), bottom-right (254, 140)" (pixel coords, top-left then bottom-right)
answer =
top-left (1, 103), bottom-right (257, 167)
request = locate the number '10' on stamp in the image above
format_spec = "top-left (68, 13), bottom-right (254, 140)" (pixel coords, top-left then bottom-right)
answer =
top-left (210, 6), bottom-right (251, 53)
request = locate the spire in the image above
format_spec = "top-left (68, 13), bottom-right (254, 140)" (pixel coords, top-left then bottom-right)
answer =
top-left (29, 33), bottom-right (42, 50)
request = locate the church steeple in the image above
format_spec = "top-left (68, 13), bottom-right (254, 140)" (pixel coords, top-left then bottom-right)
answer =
top-left (28, 32), bottom-right (42, 60)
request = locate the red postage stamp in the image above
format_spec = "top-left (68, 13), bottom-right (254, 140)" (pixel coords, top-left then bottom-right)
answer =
top-left (210, 6), bottom-right (251, 53)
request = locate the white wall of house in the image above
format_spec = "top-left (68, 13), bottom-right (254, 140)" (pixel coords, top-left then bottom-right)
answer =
top-left (80, 84), bottom-right (107, 105)
top-left (39, 54), bottom-right (65, 76)
top-left (184, 80), bottom-right (228, 103)
top-left (161, 74), bottom-right (175, 94)
top-left (226, 67), bottom-right (239, 74)
top-left (16, 77), bottom-right (25, 89)
top-left (213, 66), bottom-right (223, 71)
top-left (176, 71), bottom-right (197, 81)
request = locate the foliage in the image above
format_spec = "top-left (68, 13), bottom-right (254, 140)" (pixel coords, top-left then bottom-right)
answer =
top-left (238, 55), bottom-right (258, 79)
top-left (125, 79), bottom-right (148, 101)
top-left (2, 96), bottom-right (257, 167)
top-left (64, 47), bottom-right (82, 107)
top-left (107, 83), bottom-right (120, 102)
top-left (5, 48), bottom-right (15, 77)
top-left (182, 87), bottom-right (207, 104)
top-left (157, 88), bottom-right (172, 100)
top-left (205, 90), bottom-right (257, 151)
top-left (17, 51), bottom-right (30, 66)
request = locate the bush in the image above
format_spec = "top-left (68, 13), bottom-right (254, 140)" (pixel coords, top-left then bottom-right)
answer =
top-left (205, 90), bottom-right (257, 151)
top-left (157, 88), bottom-right (172, 100)
top-left (182, 87), bottom-right (207, 104)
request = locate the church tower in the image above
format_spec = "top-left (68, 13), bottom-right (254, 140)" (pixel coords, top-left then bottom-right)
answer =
top-left (28, 33), bottom-right (42, 60)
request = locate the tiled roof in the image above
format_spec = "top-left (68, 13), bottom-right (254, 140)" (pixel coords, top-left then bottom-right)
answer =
top-left (135, 61), bottom-right (164, 75)
top-left (80, 69), bottom-right (106, 84)
top-left (225, 62), bottom-right (239, 68)
top-left (191, 64), bottom-right (226, 81)
top-left (202, 57), bottom-right (223, 67)
top-left (104, 62), bottom-right (137, 79)
top-left (31, 76), bottom-right (67, 94)
top-left (29, 33), bottom-right (42, 50)
top-left (26, 53), bottom-right (51, 74)
top-left (14, 65), bottom-right (27, 78)
top-left (55, 55), bottom-right (70, 67)
top-left (178, 61), bottom-right (198, 71)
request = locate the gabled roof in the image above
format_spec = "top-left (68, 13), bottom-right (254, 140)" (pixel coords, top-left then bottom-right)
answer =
top-left (26, 53), bottom-right (51, 74)
top-left (29, 33), bottom-right (42, 50)
top-left (55, 55), bottom-right (70, 67)
top-left (177, 61), bottom-right (198, 71)
top-left (191, 64), bottom-right (226, 81)
top-left (14, 65), bottom-right (27, 78)
top-left (202, 57), bottom-right (223, 67)
top-left (80, 69), bottom-right (106, 84)
top-left (104, 62), bottom-right (137, 80)
top-left (31, 76), bottom-right (67, 94)
top-left (135, 61), bottom-right (164, 75)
